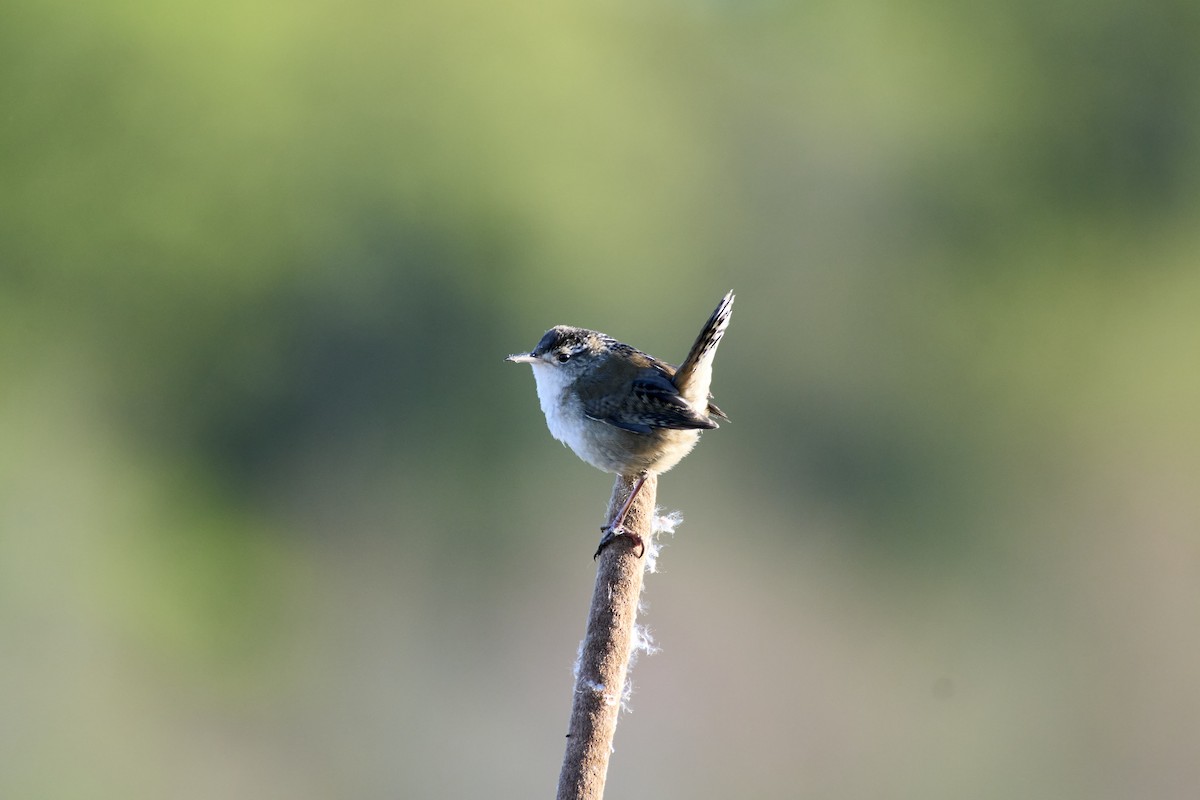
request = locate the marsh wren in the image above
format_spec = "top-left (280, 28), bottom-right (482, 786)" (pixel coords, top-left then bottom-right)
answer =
top-left (507, 291), bottom-right (734, 557)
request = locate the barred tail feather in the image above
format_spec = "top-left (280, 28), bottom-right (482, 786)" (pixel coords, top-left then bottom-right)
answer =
top-left (673, 291), bottom-right (734, 406)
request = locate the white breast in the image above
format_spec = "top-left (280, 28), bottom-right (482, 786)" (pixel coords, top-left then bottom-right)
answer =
top-left (527, 362), bottom-right (611, 470)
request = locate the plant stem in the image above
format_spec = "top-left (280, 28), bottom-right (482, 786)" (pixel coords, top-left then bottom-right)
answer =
top-left (555, 473), bottom-right (657, 800)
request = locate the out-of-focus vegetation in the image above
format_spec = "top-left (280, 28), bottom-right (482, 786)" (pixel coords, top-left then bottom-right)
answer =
top-left (2, 0), bottom-right (1198, 797)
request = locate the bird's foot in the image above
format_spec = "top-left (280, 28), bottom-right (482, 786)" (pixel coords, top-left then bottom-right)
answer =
top-left (594, 524), bottom-right (646, 560)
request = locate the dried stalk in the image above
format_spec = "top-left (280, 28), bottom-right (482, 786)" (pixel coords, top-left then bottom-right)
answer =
top-left (555, 473), bottom-right (657, 800)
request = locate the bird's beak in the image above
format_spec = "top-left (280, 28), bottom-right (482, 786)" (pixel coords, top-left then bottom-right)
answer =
top-left (506, 353), bottom-right (539, 364)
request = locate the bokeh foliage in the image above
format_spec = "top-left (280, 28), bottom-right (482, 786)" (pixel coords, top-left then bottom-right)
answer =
top-left (2, 0), bottom-right (1198, 797)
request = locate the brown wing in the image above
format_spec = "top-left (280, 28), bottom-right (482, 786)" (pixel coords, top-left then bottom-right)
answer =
top-left (579, 364), bottom-right (717, 435)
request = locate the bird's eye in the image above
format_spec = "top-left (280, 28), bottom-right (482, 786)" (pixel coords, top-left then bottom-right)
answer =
top-left (555, 351), bottom-right (570, 363)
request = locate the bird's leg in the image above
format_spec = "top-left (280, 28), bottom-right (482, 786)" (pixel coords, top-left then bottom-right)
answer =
top-left (594, 472), bottom-right (649, 559)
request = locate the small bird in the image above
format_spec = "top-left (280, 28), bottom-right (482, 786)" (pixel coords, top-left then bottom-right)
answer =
top-left (507, 292), bottom-right (734, 557)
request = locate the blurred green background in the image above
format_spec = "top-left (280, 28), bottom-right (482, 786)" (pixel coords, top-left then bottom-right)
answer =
top-left (3, 0), bottom-right (1199, 797)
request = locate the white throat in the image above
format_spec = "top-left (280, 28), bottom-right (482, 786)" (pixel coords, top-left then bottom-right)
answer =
top-left (528, 363), bottom-right (585, 448)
